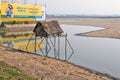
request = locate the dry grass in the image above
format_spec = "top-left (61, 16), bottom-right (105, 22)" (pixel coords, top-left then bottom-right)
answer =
top-left (0, 46), bottom-right (113, 80)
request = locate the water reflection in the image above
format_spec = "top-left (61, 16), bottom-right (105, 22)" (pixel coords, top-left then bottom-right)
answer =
top-left (36, 24), bottom-right (120, 78)
top-left (59, 25), bottom-right (120, 78)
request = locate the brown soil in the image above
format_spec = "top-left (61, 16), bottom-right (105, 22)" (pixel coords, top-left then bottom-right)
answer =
top-left (0, 46), bottom-right (113, 80)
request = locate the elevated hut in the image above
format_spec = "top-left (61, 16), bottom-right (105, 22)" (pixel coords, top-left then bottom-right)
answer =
top-left (33, 20), bottom-right (63, 37)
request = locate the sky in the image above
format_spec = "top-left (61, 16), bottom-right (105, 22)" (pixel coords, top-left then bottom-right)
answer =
top-left (46, 0), bottom-right (120, 15)
top-left (2, 0), bottom-right (120, 15)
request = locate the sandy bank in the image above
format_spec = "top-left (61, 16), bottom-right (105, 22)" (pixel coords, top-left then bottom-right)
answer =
top-left (48, 18), bottom-right (120, 39)
top-left (0, 46), bottom-right (115, 80)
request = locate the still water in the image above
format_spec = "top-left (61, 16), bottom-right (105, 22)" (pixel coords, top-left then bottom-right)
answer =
top-left (38, 24), bottom-right (120, 78)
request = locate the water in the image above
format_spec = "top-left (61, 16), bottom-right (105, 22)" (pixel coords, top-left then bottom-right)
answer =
top-left (60, 25), bottom-right (120, 78)
top-left (37, 24), bottom-right (120, 78)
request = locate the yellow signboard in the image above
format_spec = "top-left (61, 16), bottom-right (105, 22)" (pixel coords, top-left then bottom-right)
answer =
top-left (1, 2), bottom-right (42, 19)
top-left (0, 35), bottom-right (43, 52)
top-left (0, 1), bottom-right (1, 9)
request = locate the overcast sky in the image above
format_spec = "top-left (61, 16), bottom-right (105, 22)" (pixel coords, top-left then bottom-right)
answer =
top-left (2, 0), bottom-right (120, 15)
top-left (46, 0), bottom-right (120, 15)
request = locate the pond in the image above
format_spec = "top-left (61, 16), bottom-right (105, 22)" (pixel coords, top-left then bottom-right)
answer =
top-left (61, 24), bottom-right (120, 78)
top-left (37, 24), bottom-right (120, 78)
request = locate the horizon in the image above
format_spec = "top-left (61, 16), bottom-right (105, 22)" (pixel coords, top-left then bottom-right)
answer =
top-left (1, 0), bottom-right (120, 15)
top-left (47, 14), bottom-right (120, 17)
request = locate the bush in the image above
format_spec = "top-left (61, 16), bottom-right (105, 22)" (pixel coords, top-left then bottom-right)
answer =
top-left (0, 22), bottom-right (5, 27)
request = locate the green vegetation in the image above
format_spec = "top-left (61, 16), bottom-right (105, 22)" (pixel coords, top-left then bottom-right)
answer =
top-left (0, 32), bottom-right (31, 38)
top-left (3, 21), bottom-right (34, 25)
top-left (0, 32), bottom-right (6, 37)
top-left (0, 21), bottom-right (35, 27)
top-left (0, 22), bottom-right (5, 27)
top-left (0, 61), bottom-right (37, 80)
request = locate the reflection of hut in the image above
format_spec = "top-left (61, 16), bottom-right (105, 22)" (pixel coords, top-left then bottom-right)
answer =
top-left (33, 20), bottom-right (63, 37)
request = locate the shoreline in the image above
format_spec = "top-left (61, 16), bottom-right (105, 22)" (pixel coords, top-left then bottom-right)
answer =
top-left (0, 46), bottom-right (119, 80)
top-left (18, 49), bottom-right (118, 79)
top-left (48, 18), bottom-right (120, 39)
top-left (18, 50), bottom-right (120, 79)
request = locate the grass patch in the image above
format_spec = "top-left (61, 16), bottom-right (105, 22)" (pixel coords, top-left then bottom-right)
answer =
top-left (0, 32), bottom-right (31, 38)
top-left (0, 61), bottom-right (37, 80)
top-left (0, 23), bottom-right (5, 27)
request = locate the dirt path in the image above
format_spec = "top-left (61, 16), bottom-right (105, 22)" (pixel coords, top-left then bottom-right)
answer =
top-left (0, 46), bottom-right (114, 80)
